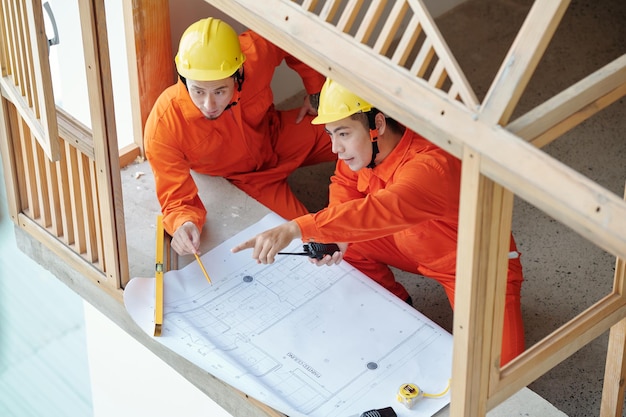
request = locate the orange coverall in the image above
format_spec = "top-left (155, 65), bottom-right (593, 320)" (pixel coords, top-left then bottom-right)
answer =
top-left (144, 31), bottom-right (335, 235)
top-left (294, 129), bottom-right (525, 364)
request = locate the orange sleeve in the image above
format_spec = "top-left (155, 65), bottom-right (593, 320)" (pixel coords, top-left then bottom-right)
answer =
top-left (146, 140), bottom-right (206, 236)
top-left (243, 31), bottom-right (325, 94)
top-left (283, 54), bottom-right (325, 94)
top-left (295, 154), bottom-right (458, 243)
top-left (144, 92), bottom-right (206, 236)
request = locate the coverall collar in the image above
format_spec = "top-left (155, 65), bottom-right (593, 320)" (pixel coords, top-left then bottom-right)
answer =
top-left (356, 130), bottom-right (429, 191)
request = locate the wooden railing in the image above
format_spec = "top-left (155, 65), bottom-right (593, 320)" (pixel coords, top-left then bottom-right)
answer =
top-left (296, 0), bottom-right (479, 108)
top-left (0, 0), bottom-right (59, 161)
top-left (0, 97), bottom-right (128, 298)
top-left (0, 0), bottom-right (128, 299)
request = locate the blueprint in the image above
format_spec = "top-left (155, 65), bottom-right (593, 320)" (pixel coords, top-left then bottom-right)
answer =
top-left (124, 213), bottom-right (453, 417)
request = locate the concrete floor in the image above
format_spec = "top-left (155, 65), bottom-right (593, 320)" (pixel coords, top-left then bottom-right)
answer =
top-left (284, 1), bottom-right (625, 416)
top-left (119, 0), bottom-right (624, 416)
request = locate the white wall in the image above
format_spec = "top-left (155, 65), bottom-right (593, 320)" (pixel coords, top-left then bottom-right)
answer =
top-left (46, 0), bottom-right (89, 126)
top-left (45, 0), bottom-right (134, 148)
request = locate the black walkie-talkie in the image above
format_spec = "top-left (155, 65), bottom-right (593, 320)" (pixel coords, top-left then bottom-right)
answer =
top-left (278, 243), bottom-right (340, 260)
top-left (360, 407), bottom-right (397, 417)
top-left (347, 407), bottom-right (397, 417)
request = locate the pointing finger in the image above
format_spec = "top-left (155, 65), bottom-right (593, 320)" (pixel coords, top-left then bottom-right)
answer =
top-left (231, 239), bottom-right (254, 253)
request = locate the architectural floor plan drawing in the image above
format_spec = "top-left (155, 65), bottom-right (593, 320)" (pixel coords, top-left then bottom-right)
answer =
top-left (124, 214), bottom-right (453, 417)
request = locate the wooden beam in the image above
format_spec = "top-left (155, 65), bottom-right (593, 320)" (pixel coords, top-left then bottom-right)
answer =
top-left (353, 0), bottom-right (387, 44)
top-left (372, 0), bottom-right (410, 56)
top-left (451, 148), bottom-right (513, 416)
top-left (16, 212), bottom-right (121, 301)
top-left (599, 185), bottom-right (626, 417)
top-left (479, 0), bottom-right (570, 123)
top-left (0, 88), bottom-right (21, 221)
top-left (600, 313), bottom-right (626, 417)
top-left (490, 293), bottom-right (626, 408)
top-left (464, 2), bottom-right (570, 412)
top-left (450, 149), bottom-right (490, 417)
top-left (508, 54), bottom-right (626, 148)
top-left (599, 262), bottom-right (626, 417)
top-left (201, 0), bottom-right (626, 277)
top-left (406, 0), bottom-right (478, 108)
top-left (319, 0), bottom-right (343, 23)
top-left (119, 143), bottom-right (141, 168)
top-left (77, 0), bottom-right (129, 287)
top-left (122, 0), bottom-right (173, 155)
top-left (335, 0), bottom-right (364, 33)
top-left (57, 107), bottom-right (95, 159)
top-left (55, 142), bottom-right (74, 246)
top-left (24, 0), bottom-right (60, 161)
top-left (390, 15), bottom-right (421, 67)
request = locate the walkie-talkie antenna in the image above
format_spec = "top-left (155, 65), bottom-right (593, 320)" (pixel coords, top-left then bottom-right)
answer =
top-left (277, 243), bottom-right (340, 260)
top-left (277, 251), bottom-right (309, 256)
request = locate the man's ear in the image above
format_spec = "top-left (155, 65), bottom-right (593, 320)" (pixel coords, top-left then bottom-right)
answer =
top-left (375, 111), bottom-right (387, 135)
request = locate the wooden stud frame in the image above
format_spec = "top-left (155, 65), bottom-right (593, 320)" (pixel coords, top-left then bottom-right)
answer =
top-left (0, 0), bottom-right (130, 297)
top-left (0, 0), bottom-right (60, 161)
top-left (199, 0), bottom-right (626, 416)
top-left (0, 0), bottom-right (624, 416)
top-left (75, 0), bottom-right (129, 287)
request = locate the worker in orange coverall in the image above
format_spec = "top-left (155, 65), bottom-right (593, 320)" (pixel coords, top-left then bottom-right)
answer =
top-left (232, 79), bottom-right (525, 365)
top-left (144, 18), bottom-right (335, 256)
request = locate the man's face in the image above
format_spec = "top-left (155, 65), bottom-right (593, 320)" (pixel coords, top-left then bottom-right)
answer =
top-left (187, 77), bottom-right (236, 120)
top-left (325, 117), bottom-right (372, 171)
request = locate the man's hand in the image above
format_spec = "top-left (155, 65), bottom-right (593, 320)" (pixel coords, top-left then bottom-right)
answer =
top-left (295, 93), bottom-right (319, 124)
top-left (309, 242), bottom-right (348, 266)
top-left (171, 221), bottom-right (201, 256)
top-left (231, 221), bottom-right (301, 264)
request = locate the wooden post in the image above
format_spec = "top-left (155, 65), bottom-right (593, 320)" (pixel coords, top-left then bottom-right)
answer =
top-left (599, 185), bottom-right (626, 417)
top-left (450, 147), bottom-right (514, 416)
top-left (600, 311), bottom-right (626, 417)
top-left (77, 0), bottom-right (129, 287)
top-left (122, 0), bottom-right (174, 155)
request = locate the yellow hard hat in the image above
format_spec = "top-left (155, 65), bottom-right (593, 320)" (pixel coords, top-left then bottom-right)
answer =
top-left (175, 18), bottom-right (246, 81)
top-left (311, 78), bottom-right (373, 125)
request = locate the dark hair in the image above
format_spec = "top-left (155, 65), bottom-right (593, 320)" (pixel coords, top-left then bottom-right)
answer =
top-left (350, 110), bottom-right (405, 135)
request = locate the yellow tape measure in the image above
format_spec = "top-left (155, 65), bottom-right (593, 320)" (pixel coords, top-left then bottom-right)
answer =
top-left (397, 380), bottom-right (451, 409)
top-left (397, 383), bottom-right (422, 409)
top-left (154, 215), bottom-right (164, 336)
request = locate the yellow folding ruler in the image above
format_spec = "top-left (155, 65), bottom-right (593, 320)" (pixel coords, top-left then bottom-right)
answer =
top-left (154, 214), bottom-right (164, 336)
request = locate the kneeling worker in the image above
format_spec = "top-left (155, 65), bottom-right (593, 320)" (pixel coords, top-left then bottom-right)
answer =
top-left (232, 78), bottom-right (525, 365)
top-left (144, 18), bottom-right (336, 256)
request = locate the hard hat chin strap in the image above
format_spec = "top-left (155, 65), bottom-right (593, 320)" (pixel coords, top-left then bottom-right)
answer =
top-left (224, 67), bottom-right (245, 111)
top-left (233, 66), bottom-right (245, 92)
top-left (366, 110), bottom-right (379, 169)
